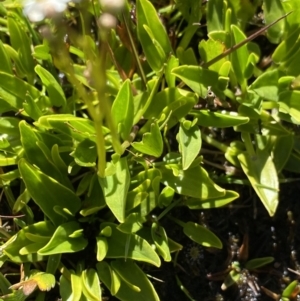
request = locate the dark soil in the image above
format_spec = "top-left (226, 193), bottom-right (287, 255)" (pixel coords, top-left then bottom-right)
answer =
top-left (147, 180), bottom-right (300, 301)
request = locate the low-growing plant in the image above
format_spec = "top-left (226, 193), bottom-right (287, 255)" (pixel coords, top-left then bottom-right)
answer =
top-left (0, 0), bottom-right (300, 300)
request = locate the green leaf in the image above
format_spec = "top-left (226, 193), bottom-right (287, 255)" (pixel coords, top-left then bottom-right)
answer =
top-left (183, 222), bottom-right (222, 249)
top-left (2, 221), bottom-right (54, 263)
top-left (207, 0), bottom-right (224, 33)
top-left (132, 122), bottom-right (163, 157)
top-left (117, 213), bottom-right (146, 234)
top-left (165, 55), bottom-right (179, 88)
top-left (0, 117), bottom-right (20, 137)
top-left (80, 174), bottom-right (106, 217)
top-left (0, 40), bottom-right (12, 74)
top-left (19, 159), bottom-right (81, 226)
top-left (151, 223), bottom-right (171, 262)
top-left (221, 269), bottom-right (241, 290)
top-left (37, 114), bottom-right (98, 142)
top-left (159, 164), bottom-right (225, 199)
top-left (97, 260), bottom-right (160, 301)
top-left (60, 273), bottom-right (81, 301)
top-left (230, 25), bottom-right (248, 89)
top-left (19, 120), bottom-right (71, 187)
top-left (158, 186), bottom-right (174, 207)
top-left (238, 150), bottom-right (279, 216)
top-left (136, 0), bottom-right (172, 71)
top-left (7, 12), bottom-right (35, 83)
top-left (178, 121), bottom-right (201, 170)
top-left (38, 222), bottom-right (87, 255)
top-left (96, 236), bottom-right (108, 261)
top-left (172, 66), bottom-right (219, 97)
top-left (282, 280), bottom-right (298, 298)
top-left (35, 65), bottom-right (66, 107)
top-left (0, 71), bottom-right (41, 111)
top-left (250, 69), bottom-right (280, 101)
top-left (72, 139), bottom-right (97, 167)
top-left (278, 90), bottom-right (300, 122)
top-left (99, 157), bottom-right (130, 223)
top-left (186, 190), bottom-right (239, 209)
top-left (23, 93), bottom-right (44, 121)
top-left (199, 39), bottom-right (226, 71)
top-left (245, 257), bottom-right (274, 270)
top-left (191, 110), bottom-right (249, 128)
top-left (263, 0), bottom-right (285, 44)
top-left (101, 223), bottom-right (161, 267)
top-left (111, 79), bottom-right (134, 140)
top-left (81, 269), bottom-right (101, 301)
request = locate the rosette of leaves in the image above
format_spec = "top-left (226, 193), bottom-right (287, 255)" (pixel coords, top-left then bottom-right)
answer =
top-left (0, 0), bottom-right (299, 300)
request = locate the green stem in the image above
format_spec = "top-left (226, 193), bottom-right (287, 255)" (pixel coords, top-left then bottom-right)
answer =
top-left (156, 198), bottom-right (182, 221)
top-left (201, 132), bottom-right (229, 153)
top-left (167, 215), bottom-right (186, 228)
top-left (241, 132), bottom-right (256, 157)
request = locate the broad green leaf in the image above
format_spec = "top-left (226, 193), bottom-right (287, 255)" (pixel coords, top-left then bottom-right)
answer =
top-left (0, 40), bottom-right (12, 74)
top-left (151, 223), bottom-right (171, 262)
top-left (19, 159), bottom-right (81, 226)
top-left (178, 121), bottom-right (201, 170)
top-left (159, 164), bottom-right (225, 199)
top-left (23, 94), bottom-right (44, 121)
top-left (183, 222), bottom-right (222, 249)
top-left (230, 25), bottom-right (248, 89)
top-left (0, 117), bottom-right (20, 136)
top-left (238, 150), bottom-right (279, 216)
top-left (278, 90), bottom-right (300, 122)
top-left (271, 134), bottom-right (294, 172)
top-left (117, 213), bottom-right (146, 234)
top-left (2, 221), bottom-right (54, 263)
top-left (37, 114), bottom-right (98, 142)
top-left (97, 260), bottom-right (160, 301)
top-left (96, 236), bottom-right (108, 261)
top-left (207, 0), bottom-right (224, 32)
top-left (199, 39), bottom-right (226, 71)
top-left (186, 190), bottom-right (239, 209)
top-left (72, 139), bottom-right (97, 167)
top-left (172, 66), bottom-right (219, 97)
top-left (81, 269), bottom-right (101, 301)
top-left (7, 12), bottom-right (34, 83)
top-left (99, 157), bottom-right (130, 223)
top-left (245, 257), bottom-right (274, 270)
top-left (38, 222), bottom-right (87, 255)
top-left (144, 87), bottom-right (197, 130)
top-left (136, 0), bottom-right (172, 71)
top-left (80, 174), bottom-right (106, 217)
top-left (158, 186), bottom-right (174, 207)
top-left (111, 79), bottom-right (134, 140)
top-left (35, 65), bottom-right (66, 107)
top-left (100, 223), bottom-right (161, 267)
top-left (191, 110), bottom-right (249, 128)
top-left (60, 273), bottom-right (81, 301)
top-left (132, 122), bottom-right (163, 157)
top-left (0, 71), bottom-right (41, 111)
top-left (263, 0), bottom-right (285, 43)
top-left (19, 121), bottom-right (71, 187)
top-left (250, 69), bottom-right (280, 101)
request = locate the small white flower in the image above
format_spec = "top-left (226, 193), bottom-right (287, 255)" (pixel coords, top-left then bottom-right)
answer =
top-left (23, 0), bottom-right (70, 22)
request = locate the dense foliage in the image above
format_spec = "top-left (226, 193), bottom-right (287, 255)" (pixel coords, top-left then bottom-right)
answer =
top-left (1, 0), bottom-right (300, 300)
